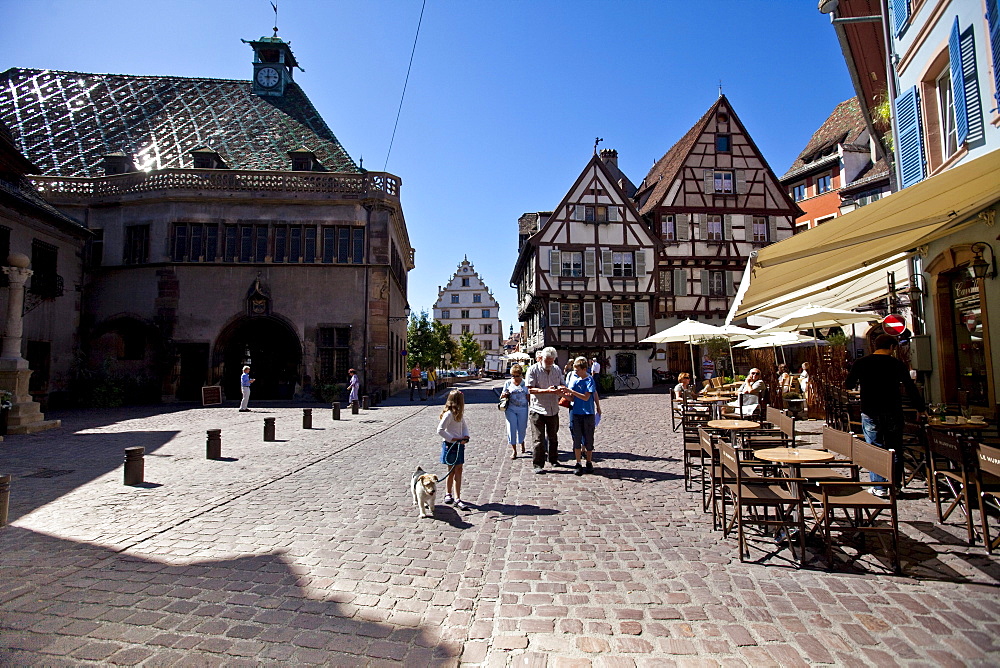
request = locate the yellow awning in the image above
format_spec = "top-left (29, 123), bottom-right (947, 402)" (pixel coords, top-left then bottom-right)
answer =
top-left (732, 149), bottom-right (1000, 320)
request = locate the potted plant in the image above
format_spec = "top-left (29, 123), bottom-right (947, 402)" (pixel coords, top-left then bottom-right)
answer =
top-left (782, 390), bottom-right (806, 419)
top-left (0, 390), bottom-right (12, 435)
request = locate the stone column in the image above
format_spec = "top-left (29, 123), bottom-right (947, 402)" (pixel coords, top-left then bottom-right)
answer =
top-left (0, 253), bottom-right (60, 434)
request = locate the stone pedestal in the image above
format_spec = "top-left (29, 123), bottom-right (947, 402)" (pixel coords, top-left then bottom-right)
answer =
top-left (0, 254), bottom-right (60, 435)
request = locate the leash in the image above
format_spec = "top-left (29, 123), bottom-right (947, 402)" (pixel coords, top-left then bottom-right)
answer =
top-left (440, 439), bottom-right (463, 480)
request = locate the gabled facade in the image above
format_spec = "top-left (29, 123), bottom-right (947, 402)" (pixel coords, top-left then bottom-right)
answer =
top-left (511, 149), bottom-right (659, 387)
top-left (780, 97), bottom-right (892, 230)
top-left (433, 258), bottom-right (502, 355)
top-left (634, 95), bottom-right (799, 336)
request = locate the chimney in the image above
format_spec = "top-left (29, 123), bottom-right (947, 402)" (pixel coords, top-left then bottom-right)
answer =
top-left (599, 148), bottom-right (618, 169)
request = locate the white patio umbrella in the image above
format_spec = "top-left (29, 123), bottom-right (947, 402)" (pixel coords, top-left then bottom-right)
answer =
top-left (755, 305), bottom-right (875, 354)
top-left (735, 332), bottom-right (817, 365)
top-left (716, 323), bottom-right (765, 375)
top-left (640, 319), bottom-right (727, 381)
top-left (504, 351), bottom-right (532, 362)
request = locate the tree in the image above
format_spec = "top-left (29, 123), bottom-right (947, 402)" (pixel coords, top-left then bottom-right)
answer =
top-left (433, 320), bottom-right (459, 369)
top-left (457, 331), bottom-right (485, 369)
top-left (406, 310), bottom-right (439, 370)
top-left (698, 335), bottom-right (731, 379)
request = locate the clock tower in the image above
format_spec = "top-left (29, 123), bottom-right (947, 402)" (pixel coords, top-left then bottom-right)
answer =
top-left (242, 29), bottom-right (303, 97)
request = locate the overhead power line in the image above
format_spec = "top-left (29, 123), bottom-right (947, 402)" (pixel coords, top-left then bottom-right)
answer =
top-left (384, 0), bottom-right (427, 172)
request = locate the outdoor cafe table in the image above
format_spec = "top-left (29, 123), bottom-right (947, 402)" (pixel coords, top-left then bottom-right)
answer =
top-left (707, 419), bottom-right (760, 445)
top-left (927, 421), bottom-right (992, 440)
top-left (694, 397), bottom-right (730, 419)
top-left (754, 447), bottom-right (836, 524)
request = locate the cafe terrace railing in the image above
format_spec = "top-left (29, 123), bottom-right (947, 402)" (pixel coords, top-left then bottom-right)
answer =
top-left (30, 168), bottom-right (401, 202)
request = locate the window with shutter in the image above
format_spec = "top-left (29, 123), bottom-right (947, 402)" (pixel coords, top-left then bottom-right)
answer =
top-left (584, 249), bottom-right (596, 277)
top-left (700, 269), bottom-right (711, 295)
top-left (726, 271), bottom-right (736, 297)
top-left (549, 301), bottom-right (561, 327)
top-left (958, 23), bottom-right (984, 143)
top-left (703, 169), bottom-right (714, 195)
top-left (698, 214), bottom-right (708, 240)
top-left (895, 86), bottom-right (926, 188)
top-left (635, 250), bottom-right (646, 277)
top-left (890, 0), bottom-right (910, 36)
top-left (723, 214), bottom-right (733, 241)
top-left (573, 205), bottom-right (585, 221)
top-left (601, 250), bottom-right (614, 277)
top-left (602, 302), bottom-right (614, 327)
top-left (608, 206), bottom-right (620, 222)
top-left (767, 217), bottom-right (778, 243)
top-left (583, 302), bottom-right (596, 326)
top-left (706, 215), bottom-right (723, 241)
top-left (736, 170), bottom-right (747, 195)
top-left (634, 302), bottom-right (648, 327)
top-left (674, 269), bottom-right (688, 296)
top-left (989, 0), bottom-right (1000, 109)
top-left (949, 18), bottom-right (969, 146)
top-left (550, 249), bottom-right (562, 277)
top-left (675, 214), bottom-right (690, 241)
top-left (658, 270), bottom-right (672, 293)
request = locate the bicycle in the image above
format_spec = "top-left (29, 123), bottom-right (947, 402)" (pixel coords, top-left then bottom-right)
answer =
top-left (613, 372), bottom-right (639, 391)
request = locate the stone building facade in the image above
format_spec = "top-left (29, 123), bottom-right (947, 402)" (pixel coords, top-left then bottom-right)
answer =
top-left (0, 32), bottom-right (413, 404)
top-left (432, 258), bottom-right (502, 357)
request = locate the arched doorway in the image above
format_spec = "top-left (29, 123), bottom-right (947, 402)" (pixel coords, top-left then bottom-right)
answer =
top-left (214, 316), bottom-right (302, 401)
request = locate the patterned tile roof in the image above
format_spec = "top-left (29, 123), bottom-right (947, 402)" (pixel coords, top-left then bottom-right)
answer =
top-left (780, 97), bottom-right (867, 181)
top-left (635, 98), bottom-right (722, 216)
top-left (0, 68), bottom-right (358, 178)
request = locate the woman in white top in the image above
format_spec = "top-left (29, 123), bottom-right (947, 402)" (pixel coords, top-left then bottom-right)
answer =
top-left (437, 389), bottom-right (471, 511)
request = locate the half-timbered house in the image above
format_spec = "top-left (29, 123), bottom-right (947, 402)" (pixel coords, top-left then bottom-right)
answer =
top-left (511, 150), bottom-right (660, 387)
top-left (633, 95), bottom-right (800, 375)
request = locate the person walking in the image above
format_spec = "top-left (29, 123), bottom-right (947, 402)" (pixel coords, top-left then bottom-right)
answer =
top-left (426, 366), bottom-right (437, 398)
top-left (590, 357), bottom-right (601, 376)
top-left (562, 357), bottom-right (599, 475)
top-left (438, 389), bottom-right (472, 511)
top-left (845, 334), bottom-right (926, 496)
top-left (238, 365), bottom-right (254, 412)
top-left (500, 364), bottom-right (530, 459)
top-left (347, 368), bottom-right (360, 410)
top-left (527, 346), bottom-right (564, 474)
top-left (409, 364), bottom-right (423, 401)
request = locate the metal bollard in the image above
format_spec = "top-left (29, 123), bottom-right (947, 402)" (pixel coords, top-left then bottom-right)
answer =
top-left (263, 418), bottom-right (276, 441)
top-left (302, 408), bottom-right (312, 429)
top-left (332, 402), bottom-right (341, 420)
top-left (351, 401), bottom-right (359, 415)
top-left (0, 474), bottom-right (10, 526)
top-left (362, 395), bottom-right (370, 410)
top-left (124, 447), bottom-right (145, 486)
top-left (206, 429), bottom-right (222, 460)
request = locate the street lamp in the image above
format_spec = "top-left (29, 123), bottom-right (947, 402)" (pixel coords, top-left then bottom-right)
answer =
top-left (389, 305), bottom-right (411, 323)
top-left (968, 242), bottom-right (997, 281)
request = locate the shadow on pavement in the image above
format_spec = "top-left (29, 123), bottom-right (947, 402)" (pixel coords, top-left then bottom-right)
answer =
top-left (0, 430), bottom-right (177, 523)
top-left (0, 527), bottom-right (451, 664)
top-left (475, 503), bottom-right (560, 518)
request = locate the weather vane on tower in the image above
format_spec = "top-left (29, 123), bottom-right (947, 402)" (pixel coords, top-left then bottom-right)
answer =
top-left (594, 137), bottom-right (604, 154)
top-left (271, 2), bottom-right (279, 36)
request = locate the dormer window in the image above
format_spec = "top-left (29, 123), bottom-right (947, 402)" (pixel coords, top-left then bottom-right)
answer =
top-left (190, 148), bottom-right (228, 169)
top-left (101, 153), bottom-right (136, 176)
top-left (288, 148), bottom-right (321, 172)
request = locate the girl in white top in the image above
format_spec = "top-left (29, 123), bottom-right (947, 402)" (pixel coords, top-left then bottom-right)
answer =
top-left (437, 389), bottom-right (471, 511)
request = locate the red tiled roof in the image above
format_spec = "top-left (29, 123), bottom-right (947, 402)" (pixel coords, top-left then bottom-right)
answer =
top-left (780, 97), bottom-right (867, 181)
top-left (635, 98), bottom-right (723, 216)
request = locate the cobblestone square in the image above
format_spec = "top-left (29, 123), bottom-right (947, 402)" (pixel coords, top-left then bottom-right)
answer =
top-left (1, 381), bottom-right (998, 666)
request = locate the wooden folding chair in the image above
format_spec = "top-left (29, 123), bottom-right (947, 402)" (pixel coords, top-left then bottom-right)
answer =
top-left (766, 406), bottom-right (797, 445)
top-left (717, 438), bottom-right (806, 565)
top-left (807, 439), bottom-right (900, 573)
top-left (681, 406), bottom-right (712, 491)
top-left (900, 419), bottom-right (929, 490)
top-left (973, 442), bottom-right (1000, 554)
top-left (927, 429), bottom-right (977, 545)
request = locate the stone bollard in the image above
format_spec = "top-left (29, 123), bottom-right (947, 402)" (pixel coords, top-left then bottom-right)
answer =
top-left (351, 401), bottom-right (359, 415)
top-left (124, 447), bottom-right (145, 486)
top-left (206, 429), bottom-right (222, 460)
top-left (263, 418), bottom-right (276, 441)
top-left (332, 402), bottom-right (341, 420)
top-left (0, 474), bottom-right (10, 526)
top-left (302, 408), bottom-right (312, 429)
top-left (362, 395), bottom-right (370, 410)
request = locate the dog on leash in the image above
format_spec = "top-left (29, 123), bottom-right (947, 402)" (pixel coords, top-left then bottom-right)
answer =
top-left (411, 467), bottom-right (439, 518)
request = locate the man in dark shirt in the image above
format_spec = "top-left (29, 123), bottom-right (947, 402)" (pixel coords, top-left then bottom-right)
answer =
top-left (845, 333), bottom-right (926, 495)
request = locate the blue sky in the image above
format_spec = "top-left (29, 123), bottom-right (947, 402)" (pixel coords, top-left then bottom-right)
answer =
top-left (6, 0), bottom-right (855, 334)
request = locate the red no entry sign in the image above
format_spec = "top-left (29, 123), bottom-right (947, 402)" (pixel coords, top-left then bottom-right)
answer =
top-left (882, 314), bottom-right (905, 336)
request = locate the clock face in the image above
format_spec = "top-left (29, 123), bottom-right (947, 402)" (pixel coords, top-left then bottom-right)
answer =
top-left (256, 67), bottom-right (280, 88)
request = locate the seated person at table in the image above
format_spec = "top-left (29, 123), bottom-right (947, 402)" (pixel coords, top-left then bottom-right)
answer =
top-left (674, 372), bottom-right (700, 401)
top-left (727, 368), bottom-right (765, 416)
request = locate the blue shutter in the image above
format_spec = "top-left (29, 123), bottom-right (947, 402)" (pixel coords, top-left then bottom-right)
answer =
top-left (890, 0), bottom-right (910, 37)
top-left (895, 86), bottom-right (926, 188)
top-left (960, 24), bottom-right (984, 142)
top-left (989, 0), bottom-right (1000, 109)
top-left (949, 18), bottom-right (969, 145)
